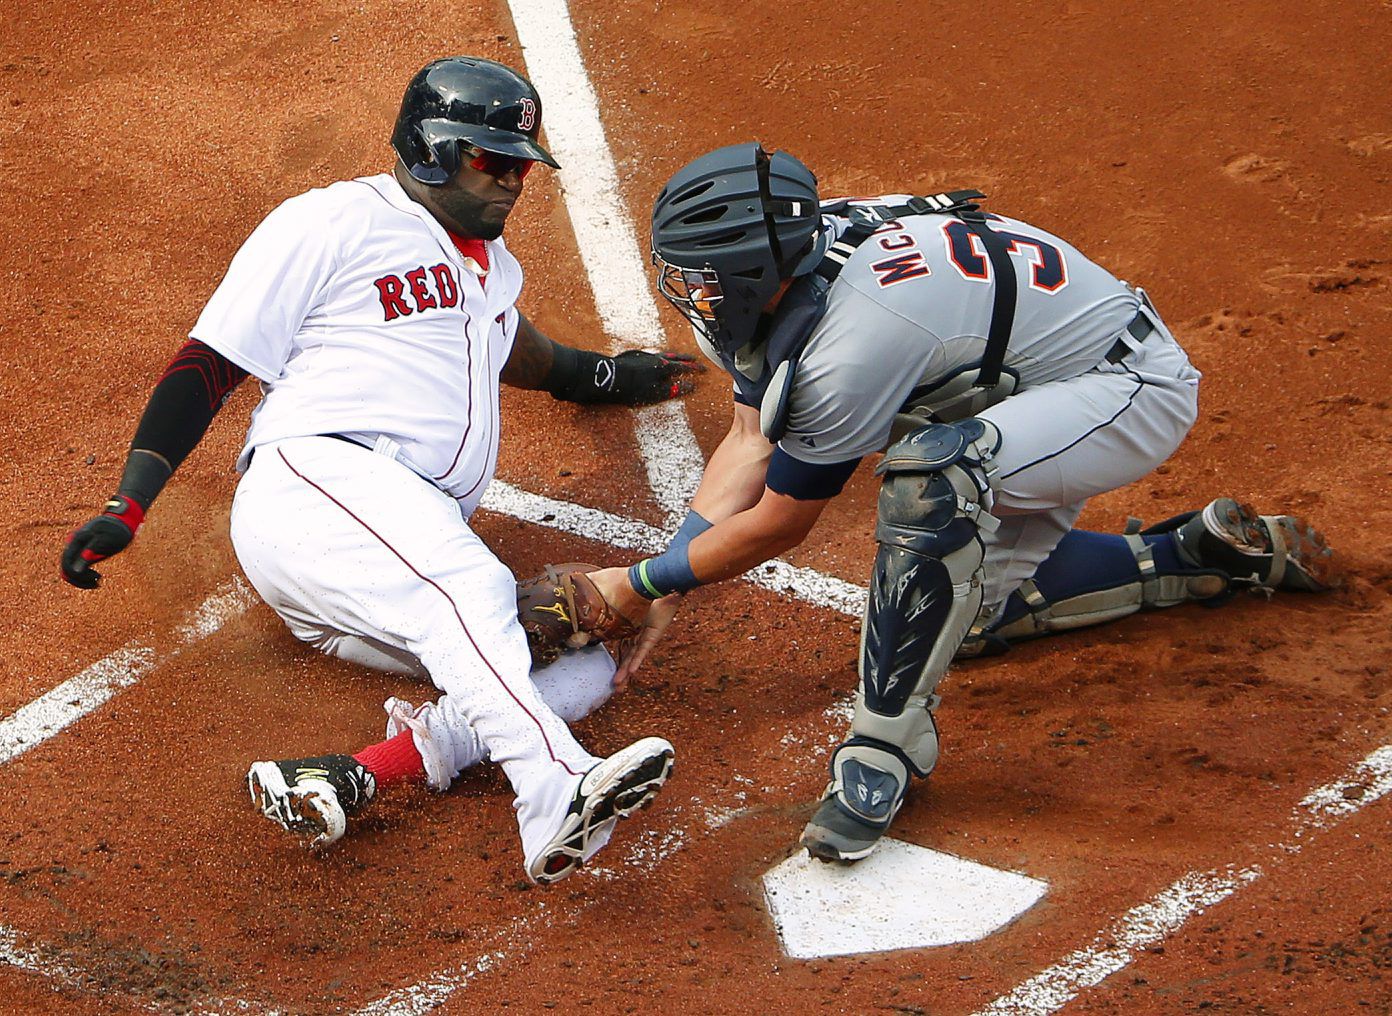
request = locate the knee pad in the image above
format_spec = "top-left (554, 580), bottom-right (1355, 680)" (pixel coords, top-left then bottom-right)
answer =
top-left (857, 420), bottom-right (1000, 774)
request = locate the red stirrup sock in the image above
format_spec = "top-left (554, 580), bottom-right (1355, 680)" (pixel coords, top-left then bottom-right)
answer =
top-left (353, 729), bottom-right (426, 787)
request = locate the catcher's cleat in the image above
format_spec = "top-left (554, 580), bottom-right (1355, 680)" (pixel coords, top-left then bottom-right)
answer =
top-left (801, 749), bottom-right (907, 864)
top-left (1174, 497), bottom-right (1336, 592)
top-left (526, 737), bottom-right (675, 885)
top-left (247, 754), bottom-right (376, 850)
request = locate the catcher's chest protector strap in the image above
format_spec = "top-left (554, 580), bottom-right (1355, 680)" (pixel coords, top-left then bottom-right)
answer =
top-left (728, 272), bottom-right (831, 441)
top-left (831, 193), bottom-right (1017, 389)
top-left (754, 189), bottom-right (1015, 442)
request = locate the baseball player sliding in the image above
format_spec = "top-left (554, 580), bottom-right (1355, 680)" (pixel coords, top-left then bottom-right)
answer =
top-left (523, 143), bottom-right (1335, 864)
top-left (59, 57), bottom-right (703, 885)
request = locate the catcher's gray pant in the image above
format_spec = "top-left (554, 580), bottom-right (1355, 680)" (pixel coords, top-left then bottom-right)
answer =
top-left (977, 308), bottom-right (1200, 611)
top-left (846, 307), bottom-right (1200, 778)
top-left (229, 435), bottom-right (602, 869)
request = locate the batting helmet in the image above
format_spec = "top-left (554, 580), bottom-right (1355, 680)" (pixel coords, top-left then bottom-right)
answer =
top-left (391, 57), bottom-right (559, 186)
top-left (651, 143), bottom-right (824, 355)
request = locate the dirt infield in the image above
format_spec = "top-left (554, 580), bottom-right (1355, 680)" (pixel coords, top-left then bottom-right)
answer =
top-left (3, 0), bottom-right (1390, 1013)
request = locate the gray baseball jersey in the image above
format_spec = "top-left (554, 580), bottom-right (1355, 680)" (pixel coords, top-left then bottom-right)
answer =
top-left (780, 197), bottom-right (1141, 467)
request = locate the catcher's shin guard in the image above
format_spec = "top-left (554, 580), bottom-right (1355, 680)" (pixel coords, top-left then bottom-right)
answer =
top-left (852, 419), bottom-right (999, 774)
top-left (804, 420), bottom-right (999, 862)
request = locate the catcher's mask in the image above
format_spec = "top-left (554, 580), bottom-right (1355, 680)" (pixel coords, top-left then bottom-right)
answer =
top-left (651, 143), bottom-right (824, 358)
top-left (392, 56), bottom-right (559, 186)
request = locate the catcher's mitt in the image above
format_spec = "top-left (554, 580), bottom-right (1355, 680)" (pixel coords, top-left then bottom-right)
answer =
top-left (517, 562), bottom-right (640, 668)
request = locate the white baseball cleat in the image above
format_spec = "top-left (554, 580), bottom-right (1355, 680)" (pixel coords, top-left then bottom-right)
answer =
top-left (526, 737), bottom-right (675, 885)
top-left (246, 755), bottom-right (377, 850)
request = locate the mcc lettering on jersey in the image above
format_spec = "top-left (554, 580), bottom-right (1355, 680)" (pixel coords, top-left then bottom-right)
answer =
top-left (374, 263), bottom-right (461, 321)
top-left (868, 219), bottom-right (932, 289)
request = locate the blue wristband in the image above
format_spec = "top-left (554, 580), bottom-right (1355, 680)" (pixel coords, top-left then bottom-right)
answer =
top-left (628, 509), bottom-right (711, 599)
top-left (669, 509), bottom-right (713, 551)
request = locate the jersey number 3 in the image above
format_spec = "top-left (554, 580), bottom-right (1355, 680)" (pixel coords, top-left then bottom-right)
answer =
top-left (943, 220), bottom-right (1068, 293)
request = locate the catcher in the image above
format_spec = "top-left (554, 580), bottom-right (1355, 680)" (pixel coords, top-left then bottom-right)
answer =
top-left (520, 144), bottom-right (1335, 863)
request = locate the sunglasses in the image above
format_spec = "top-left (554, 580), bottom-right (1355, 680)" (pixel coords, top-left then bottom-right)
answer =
top-left (465, 146), bottom-right (535, 181)
top-left (653, 251), bottom-right (723, 342)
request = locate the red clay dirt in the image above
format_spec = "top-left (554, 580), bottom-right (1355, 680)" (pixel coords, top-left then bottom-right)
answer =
top-left (2, 0), bottom-right (1390, 1013)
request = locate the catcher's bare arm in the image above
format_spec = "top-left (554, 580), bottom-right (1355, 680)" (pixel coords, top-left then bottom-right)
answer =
top-left (60, 340), bottom-right (248, 588)
top-left (503, 312), bottom-right (703, 405)
top-left (688, 402), bottom-right (777, 523)
top-left (572, 401), bottom-right (841, 680)
top-left (588, 401), bottom-right (836, 625)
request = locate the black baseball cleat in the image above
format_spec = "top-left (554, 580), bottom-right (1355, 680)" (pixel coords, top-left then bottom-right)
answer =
top-left (526, 737), bottom-right (675, 885)
top-left (1174, 497), bottom-right (1337, 592)
top-left (247, 754), bottom-right (376, 850)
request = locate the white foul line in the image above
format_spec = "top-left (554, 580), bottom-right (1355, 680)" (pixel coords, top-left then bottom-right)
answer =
top-left (0, 578), bottom-right (256, 767)
top-left (500, 6), bottom-right (1392, 1014)
top-left (508, 0), bottom-right (665, 351)
top-left (0, 647), bottom-right (156, 766)
top-left (482, 480), bottom-right (866, 616)
top-left (9, 4), bottom-right (1377, 1015)
top-left (633, 400), bottom-right (707, 529)
top-left (506, 0), bottom-right (710, 529)
top-left (971, 739), bottom-right (1392, 1016)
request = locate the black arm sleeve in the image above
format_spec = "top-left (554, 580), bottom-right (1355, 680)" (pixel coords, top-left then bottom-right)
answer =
top-left (131, 339), bottom-right (249, 467)
top-left (117, 339), bottom-right (250, 507)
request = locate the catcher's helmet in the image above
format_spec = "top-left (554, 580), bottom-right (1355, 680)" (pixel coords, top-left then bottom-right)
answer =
top-left (391, 57), bottom-right (559, 186)
top-left (651, 143), bottom-right (823, 355)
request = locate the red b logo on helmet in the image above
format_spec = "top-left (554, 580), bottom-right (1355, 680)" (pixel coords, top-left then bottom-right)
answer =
top-left (518, 97), bottom-right (536, 132)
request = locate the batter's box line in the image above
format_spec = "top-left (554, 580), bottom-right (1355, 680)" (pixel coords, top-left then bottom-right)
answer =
top-left (0, 578), bottom-right (259, 767)
top-left (969, 736), bottom-right (1392, 1016)
top-left (481, 480), bottom-right (867, 616)
top-left (0, 489), bottom-right (857, 1012)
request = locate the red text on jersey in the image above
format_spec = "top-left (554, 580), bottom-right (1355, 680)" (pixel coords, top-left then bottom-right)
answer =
top-left (374, 263), bottom-right (461, 321)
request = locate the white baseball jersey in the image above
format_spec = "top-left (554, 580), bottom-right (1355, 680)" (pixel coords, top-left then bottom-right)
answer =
top-left (215, 173), bottom-right (607, 870)
top-left (193, 172), bottom-right (521, 514)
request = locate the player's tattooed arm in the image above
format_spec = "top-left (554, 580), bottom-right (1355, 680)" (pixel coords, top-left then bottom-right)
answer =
top-left (500, 313), bottom-right (557, 390)
top-left (505, 314), bottom-right (704, 406)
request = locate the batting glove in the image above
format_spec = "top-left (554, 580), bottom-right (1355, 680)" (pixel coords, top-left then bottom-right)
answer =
top-left (60, 495), bottom-right (146, 589)
top-left (551, 349), bottom-right (705, 406)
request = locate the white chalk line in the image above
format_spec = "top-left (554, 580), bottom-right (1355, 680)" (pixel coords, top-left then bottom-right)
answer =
top-left (0, 577), bottom-right (266, 1012)
top-left (0, 578), bottom-right (256, 767)
top-left (971, 738), bottom-right (1392, 1016)
top-left (350, 914), bottom-right (532, 1016)
top-left (502, 5), bottom-right (1392, 1015)
top-left (352, 0), bottom-right (848, 995)
top-left (482, 479), bottom-right (866, 615)
top-left (633, 400), bottom-right (706, 529)
top-left (507, 0), bottom-right (706, 530)
top-left (3, 1), bottom-right (713, 1008)
top-left (508, 0), bottom-right (665, 353)
top-left (14, 1), bottom-right (1376, 1013)
top-left (0, 919), bottom-right (279, 1016)
top-left (0, 922), bottom-right (88, 991)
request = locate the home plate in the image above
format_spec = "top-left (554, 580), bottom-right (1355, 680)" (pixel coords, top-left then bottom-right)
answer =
top-left (762, 840), bottom-right (1048, 959)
